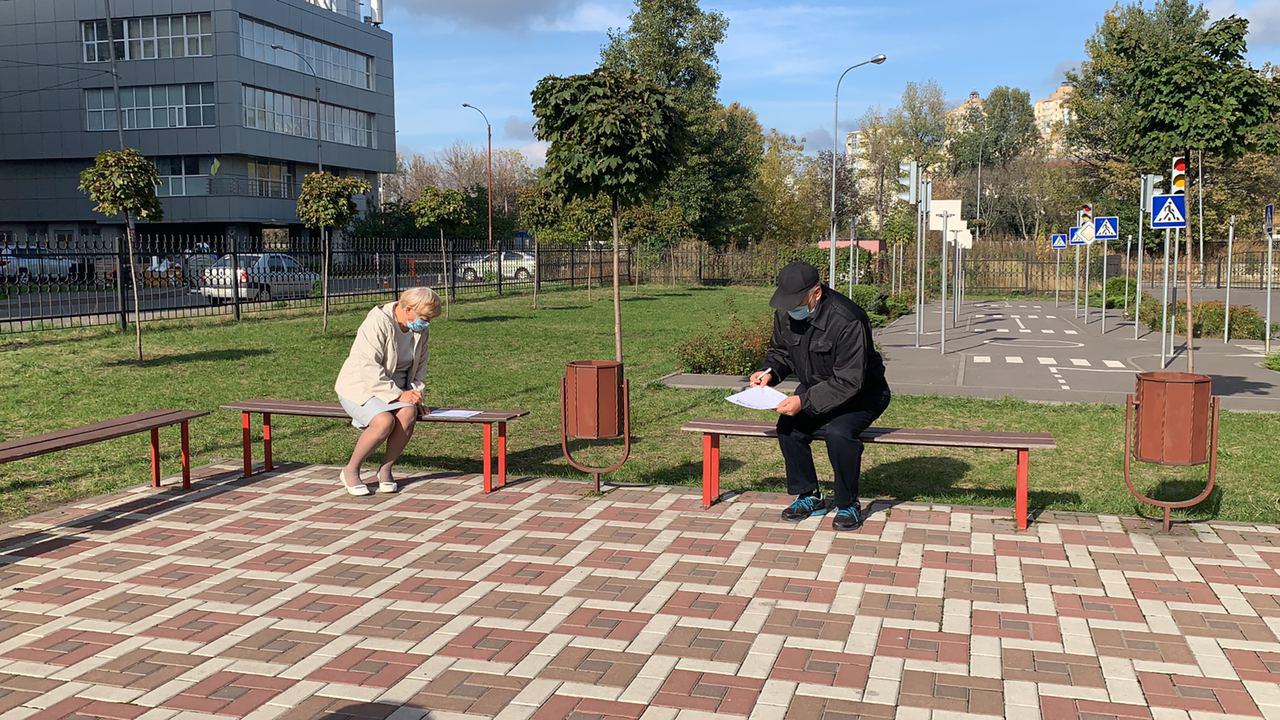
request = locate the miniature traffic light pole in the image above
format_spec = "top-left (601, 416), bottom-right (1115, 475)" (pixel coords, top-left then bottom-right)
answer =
top-left (1172, 154), bottom-right (1194, 371)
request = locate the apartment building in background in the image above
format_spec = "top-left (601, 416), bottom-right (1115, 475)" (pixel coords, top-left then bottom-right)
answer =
top-left (0, 0), bottom-right (395, 248)
top-left (1035, 82), bottom-right (1073, 155)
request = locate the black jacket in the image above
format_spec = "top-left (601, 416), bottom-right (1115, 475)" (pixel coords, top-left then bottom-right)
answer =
top-left (761, 286), bottom-right (888, 415)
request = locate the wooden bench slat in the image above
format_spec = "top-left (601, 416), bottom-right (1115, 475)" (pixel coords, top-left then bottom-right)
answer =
top-left (0, 410), bottom-right (208, 464)
top-left (221, 400), bottom-right (529, 424)
top-left (681, 420), bottom-right (1056, 450)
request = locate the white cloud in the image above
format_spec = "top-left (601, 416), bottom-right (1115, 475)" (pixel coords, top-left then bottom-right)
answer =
top-left (1209, 0), bottom-right (1280, 47)
top-left (519, 141), bottom-right (550, 167)
top-left (719, 5), bottom-right (889, 79)
top-left (396, 0), bottom-right (587, 31)
top-left (532, 3), bottom-right (629, 32)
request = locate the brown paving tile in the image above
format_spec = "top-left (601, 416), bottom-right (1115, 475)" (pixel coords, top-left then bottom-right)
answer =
top-left (844, 562), bottom-right (921, 587)
top-left (237, 549), bottom-right (328, 574)
top-left (432, 524), bottom-right (508, 547)
top-left (351, 609), bottom-right (452, 642)
top-left (267, 592), bottom-right (368, 622)
top-left (770, 647), bottom-right (872, 689)
top-left (971, 610), bottom-right (1062, 642)
top-left (305, 561), bottom-right (397, 589)
top-left (275, 525), bottom-right (351, 547)
top-left (1137, 671), bottom-right (1261, 716)
top-left (1090, 627), bottom-right (1197, 664)
top-left (503, 534), bottom-right (581, 559)
top-left (161, 670), bottom-right (294, 716)
top-left (783, 697), bottom-right (896, 720)
top-left (170, 537), bottom-right (258, 562)
top-left (4, 629), bottom-right (128, 666)
top-left (439, 626), bottom-right (543, 664)
top-left (68, 549), bottom-right (158, 574)
top-left (74, 592), bottom-right (181, 627)
top-left (540, 646), bottom-right (648, 687)
top-left (392, 498), bottom-right (463, 515)
top-left (1059, 529), bottom-right (1134, 549)
top-left (0, 611), bottom-right (56, 644)
top-left (902, 527), bottom-right (974, 547)
top-left (1052, 592), bottom-right (1147, 623)
top-left (858, 592), bottom-right (943, 623)
top-left (651, 669), bottom-right (763, 716)
top-left (78, 648), bottom-right (205, 691)
top-left (661, 590), bottom-right (751, 621)
top-left (944, 576), bottom-right (1027, 605)
top-left (1245, 590), bottom-right (1280, 617)
top-left (362, 514), bottom-right (441, 536)
top-left (215, 515), bottom-right (292, 536)
top-left (531, 695), bottom-right (647, 719)
top-left (465, 590), bottom-right (559, 620)
top-left (0, 563), bottom-right (48, 589)
top-left (196, 576), bottom-right (291, 605)
top-left (308, 647), bottom-right (428, 688)
top-left (1039, 696), bottom-right (1153, 720)
top-left (159, 505), bottom-right (237, 526)
top-left (9, 577), bottom-right (109, 604)
top-left (26, 697), bottom-right (148, 720)
top-left (1195, 562), bottom-right (1280, 588)
top-left (589, 524), bottom-right (662, 545)
top-left (1127, 577), bottom-right (1219, 605)
top-left (1004, 647), bottom-right (1106, 686)
top-left (1172, 608), bottom-right (1277, 642)
top-left (889, 508), bottom-right (951, 525)
top-left (568, 575), bottom-right (658, 604)
top-left (142, 610), bottom-right (255, 643)
top-left (580, 547), bottom-right (661, 572)
top-left (830, 536), bottom-right (902, 560)
top-left (383, 576), bottom-right (472, 603)
top-left (127, 562), bottom-right (222, 589)
top-left (751, 548), bottom-right (826, 572)
top-left (744, 525), bottom-right (812, 546)
top-left (1091, 550), bottom-right (1173, 574)
top-left (762, 608), bottom-right (854, 642)
top-left (3, 535), bottom-right (104, 561)
top-left (116, 526), bottom-right (200, 548)
top-left (922, 550), bottom-right (997, 574)
top-left (663, 515), bottom-right (735, 535)
top-left (656, 626), bottom-right (756, 663)
top-left (276, 697), bottom-right (403, 719)
top-left (411, 670), bottom-right (528, 716)
top-left (225, 628), bottom-right (336, 664)
top-left (898, 669), bottom-right (1003, 715)
top-left (665, 561), bottom-right (745, 587)
top-left (592, 505), bottom-right (663, 524)
top-left (517, 514), bottom-right (589, 534)
top-left (408, 548), bottom-right (495, 574)
top-left (1021, 562), bottom-right (1104, 588)
top-left (557, 607), bottom-right (651, 642)
top-left (757, 575), bottom-right (839, 605)
top-left (303, 505), bottom-right (377, 525)
top-left (876, 627), bottom-right (970, 663)
top-left (199, 489), bottom-right (268, 507)
top-left (1225, 648), bottom-right (1280, 683)
top-left (666, 535), bottom-right (737, 558)
top-left (336, 537), bottom-right (420, 561)
top-left (486, 561), bottom-right (570, 587)
top-left (995, 538), bottom-right (1069, 561)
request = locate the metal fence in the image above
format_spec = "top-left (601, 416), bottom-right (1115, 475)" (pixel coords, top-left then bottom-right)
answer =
top-left (3, 235), bottom-right (1276, 334)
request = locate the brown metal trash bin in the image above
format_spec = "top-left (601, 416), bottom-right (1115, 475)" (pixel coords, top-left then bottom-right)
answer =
top-left (564, 360), bottom-right (625, 440)
top-left (1124, 371), bottom-right (1220, 531)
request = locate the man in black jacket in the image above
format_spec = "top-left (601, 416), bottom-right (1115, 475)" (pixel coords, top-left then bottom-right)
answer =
top-left (750, 261), bottom-right (891, 530)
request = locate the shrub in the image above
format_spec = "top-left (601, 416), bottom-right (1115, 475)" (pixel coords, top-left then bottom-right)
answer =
top-left (1133, 295), bottom-right (1277, 340)
top-left (676, 314), bottom-right (772, 375)
top-left (867, 311), bottom-right (888, 328)
top-left (885, 291), bottom-right (913, 319)
top-left (1266, 352), bottom-right (1280, 373)
top-left (848, 284), bottom-right (883, 313)
top-left (1087, 277), bottom-right (1136, 309)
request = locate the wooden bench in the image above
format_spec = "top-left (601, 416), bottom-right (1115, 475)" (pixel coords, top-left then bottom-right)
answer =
top-left (0, 410), bottom-right (208, 490)
top-left (222, 399), bottom-right (529, 492)
top-left (681, 419), bottom-right (1057, 530)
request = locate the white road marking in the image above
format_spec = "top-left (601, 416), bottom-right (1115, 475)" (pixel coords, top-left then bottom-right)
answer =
top-left (1040, 329), bottom-right (1055, 334)
top-left (996, 328), bottom-right (1011, 333)
top-left (1038, 357), bottom-right (1056, 365)
top-left (1005, 356), bottom-right (1023, 364)
top-left (1071, 359), bottom-right (1091, 367)
top-left (974, 356), bottom-right (991, 363)
top-left (1103, 360), bottom-right (1126, 368)
top-left (1019, 329), bottom-right (1033, 333)
top-left (1014, 316), bottom-right (1027, 330)
top-left (1046, 315), bottom-right (1057, 319)
top-left (1064, 330), bottom-right (1078, 335)
top-left (1028, 315), bottom-right (1039, 319)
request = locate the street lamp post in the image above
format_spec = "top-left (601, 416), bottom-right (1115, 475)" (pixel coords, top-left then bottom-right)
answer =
top-left (829, 54), bottom-right (887, 285)
top-left (462, 103), bottom-right (494, 251)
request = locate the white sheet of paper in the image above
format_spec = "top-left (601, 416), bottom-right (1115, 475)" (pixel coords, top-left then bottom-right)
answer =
top-left (725, 385), bottom-right (788, 410)
top-left (426, 409), bottom-right (482, 419)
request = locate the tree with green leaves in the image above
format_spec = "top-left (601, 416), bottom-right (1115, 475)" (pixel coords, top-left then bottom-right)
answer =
top-left (890, 81), bottom-right (948, 169)
top-left (79, 148), bottom-right (162, 364)
top-left (532, 65), bottom-right (683, 361)
top-left (411, 185), bottom-right (473, 317)
top-left (1067, 0), bottom-right (1280, 370)
top-left (854, 108), bottom-right (901, 240)
top-left (296, 172), bottom-right (371, 334)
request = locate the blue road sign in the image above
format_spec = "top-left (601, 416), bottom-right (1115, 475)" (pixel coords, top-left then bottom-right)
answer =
top-left (1050, 234), bottom-right (1068, 250)
top-left (1267, 204), bottom-right (1274, 236)
top-left (1150, 194), bottom-right (1187, 229)
top-left (1094, 216), bottom-right (1120, 241)
top-left (1068, 227), bottom-right (1086, 246)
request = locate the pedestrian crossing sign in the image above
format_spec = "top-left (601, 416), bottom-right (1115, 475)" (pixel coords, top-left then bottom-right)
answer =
top-left (1093, 216), bottom-right (1119, 241)
top-left (1150, 194), bottom-right (1187, 229)
top-left (1068, 227), bottom-right (1086, 246)
top-left (1050, 234), bottom-right (1068, 250)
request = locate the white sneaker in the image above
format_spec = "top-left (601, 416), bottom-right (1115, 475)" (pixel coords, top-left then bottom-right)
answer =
top-left (341, 469), bottom-right (371, 497)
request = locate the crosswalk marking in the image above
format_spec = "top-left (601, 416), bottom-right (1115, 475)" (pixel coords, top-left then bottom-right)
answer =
top-left (1104, 360), bottom-right (1126, 368)
top-left (1006, 356), bottom-right (1023, 364)
top-left (1064, 330), bottom-right (1078, 335)
top-left (1038, 357), bottom-right (1056, 365)
top-left (1046, 315), bottom-right (1057, 319)
top-left (1040, 329), bottom-right (1055, 334)
top-left (974, 356), bottom-right (990, 363)
top-left (1028, 315), bottom-right (1039, 319)
top-left (1071, 359), bottom-right (1091, 367)
top-left (1019, 329), bottom-right (1032, 333)
top-left (974, 356), bottom-right (1131, 368)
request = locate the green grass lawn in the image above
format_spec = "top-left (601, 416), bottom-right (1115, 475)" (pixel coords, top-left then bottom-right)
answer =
top-left (4, 284), bottom-right (1280, 524)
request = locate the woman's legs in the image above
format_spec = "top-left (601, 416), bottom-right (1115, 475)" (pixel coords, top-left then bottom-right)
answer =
top-left (343, 412), bottom-right (396, 485)
top-left (378, 406), bottom-right (419, 482)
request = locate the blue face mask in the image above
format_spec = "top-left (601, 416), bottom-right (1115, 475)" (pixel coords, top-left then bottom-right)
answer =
top-left (407, 318), bottom-right (430, 333)
top-left (788, 305), bottom-right (812, 321)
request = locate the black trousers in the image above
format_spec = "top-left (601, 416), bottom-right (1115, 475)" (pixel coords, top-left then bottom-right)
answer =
top-left (776, 387), bottom-right (891, 508)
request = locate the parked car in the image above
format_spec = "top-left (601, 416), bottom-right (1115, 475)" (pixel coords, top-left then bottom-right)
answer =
top-left (456, 251), bottom-right (536, 283)
top-left (0, 246), bottom-right (82, 284)
top-left (199, 253), bottom-right (318, 302)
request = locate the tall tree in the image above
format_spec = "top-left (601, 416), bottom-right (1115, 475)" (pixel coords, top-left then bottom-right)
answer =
top-left (296, 172), bottom-right (371, 334)
top-left (79, 148), bottom-right (162, 364)
top-left (411, 186), bottom-right (474, 318)
top-left (1067, 0), bottom-right (1280, 370)
top-left (532, 66), bottom-right (683, 361)
top-left (854, 108), bottom-right (900, 239)
top-left (890, 81), bottom-right (948, 169)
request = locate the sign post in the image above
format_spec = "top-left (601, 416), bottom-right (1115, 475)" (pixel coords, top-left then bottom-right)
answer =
top-left (937, 210), bottom-right (953, 355)
top-left (1051, 234), bottom-right (1067, 307)
top-left (1070, 224), bottom-right (1085, 317)
top-left (1224, 215), bottom-right (1235, 343)
top-left (1151, 193), bottom-right (1187, 365)
top-left (1094, 217), bottom-right (1119, 334)
top-left (1268, 210), bottom-right (1275, 355)
top-left (1124, 235), bottom-right (1132, 318)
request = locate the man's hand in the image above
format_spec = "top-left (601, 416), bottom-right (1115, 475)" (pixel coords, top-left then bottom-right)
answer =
top-left (776, 395), bottom-right (802, 416)
top-left (398, 389), bottom-right (422, 405)
top-left (749, 370), bottom-right (773, 387)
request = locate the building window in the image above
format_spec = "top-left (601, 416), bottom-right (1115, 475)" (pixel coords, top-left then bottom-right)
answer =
top-left (155, 157), bottom-right (208, 197)
top-left (82, 14), bottom-right (212, 63)
top-left (86, 84), bottom-right (215, 131)
top-left (242, 86), bottom-right (374, 149)
top-left (240, 17), bottom-right (373, 90)
top-left (300, 0), bottom-right (361, 20)
top-left (247, 160), bottom-right (295, 198)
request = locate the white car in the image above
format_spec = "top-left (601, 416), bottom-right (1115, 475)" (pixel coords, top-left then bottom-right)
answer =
top-left (1, 246), bottom-right (80, 284)
top-left (456, 251), bottom-right (536, 283)
top-left (199, 253), bottom-right (318, 302)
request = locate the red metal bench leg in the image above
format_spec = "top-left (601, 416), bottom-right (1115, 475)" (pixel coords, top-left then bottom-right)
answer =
top-left (1016, 448), bottom-right (1029, 530)
top-left (497, 422), bottom-right (508, 488)
top-left (482, 423), bottom-right (493, 493)
top-left (263, 413), bottom-right (273, 472)
top-left (241, 411), bottom-right (253, 478)
top-left (180, 421), bottom-right (191, 490)
top-left (702, 433), bottom-right (721, 508)
top-left (150, 428), bottom-right (161, 488)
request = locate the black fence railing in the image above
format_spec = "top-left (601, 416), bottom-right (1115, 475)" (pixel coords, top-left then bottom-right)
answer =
top-left (2, 236), bottom-right (1276, 334)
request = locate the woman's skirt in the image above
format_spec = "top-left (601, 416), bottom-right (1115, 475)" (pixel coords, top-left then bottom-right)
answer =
top-left (339, 396), bottom-right (415, 430)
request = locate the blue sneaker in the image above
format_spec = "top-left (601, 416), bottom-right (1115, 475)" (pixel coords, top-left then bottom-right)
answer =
top-left (781, 494), bottom-right (828, 521)
top-left (832, 504), bottom-right (864, 531)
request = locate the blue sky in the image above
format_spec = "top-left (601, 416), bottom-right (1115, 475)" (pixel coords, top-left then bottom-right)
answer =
top-left (382, 0), bottom-right (1280, 163)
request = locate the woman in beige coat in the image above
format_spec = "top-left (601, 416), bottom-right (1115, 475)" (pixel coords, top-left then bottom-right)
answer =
top-left (334, 287), bottom-right (440, 496)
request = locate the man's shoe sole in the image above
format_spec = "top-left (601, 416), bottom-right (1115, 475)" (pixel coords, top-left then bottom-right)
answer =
top-left (781, 507), bottom-right (829, 522)
top-left (832, 519), bottom-right (863, 531)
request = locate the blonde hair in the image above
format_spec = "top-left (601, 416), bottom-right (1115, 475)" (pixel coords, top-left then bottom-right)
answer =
top-left (398, 287), bottom-right (441, 319)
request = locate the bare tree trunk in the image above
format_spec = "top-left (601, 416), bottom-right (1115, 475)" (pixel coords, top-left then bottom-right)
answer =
top-left (125, 214), bottom-right (144, 365)
top-left (321, 227), bottom-right (330, 335)
top-left (533, 236), bottom-right (539, 310)
top-left (439, 229), bottom-right (450, 319)
top-left (612, 198), bottom-right (622, 363)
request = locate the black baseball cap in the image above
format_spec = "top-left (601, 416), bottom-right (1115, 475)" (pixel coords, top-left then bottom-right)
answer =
top-left (769, 261), bottom-right (820, 310)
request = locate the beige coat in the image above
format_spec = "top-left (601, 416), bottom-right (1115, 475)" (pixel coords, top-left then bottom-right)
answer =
top-left (335, 302), bottom-right (429, 405)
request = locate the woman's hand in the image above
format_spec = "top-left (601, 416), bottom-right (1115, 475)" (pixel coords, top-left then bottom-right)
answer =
top-left (398, 389), bottom-right (422, 405)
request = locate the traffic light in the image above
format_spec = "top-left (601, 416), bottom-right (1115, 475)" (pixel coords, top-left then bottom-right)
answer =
top-left (1141, 174), bottom-right (1165, 213)
top-left (1170, 156), bottom-right (1187, 195)
top-left (1080, 203), bottom-right (1093, 228)
top-left (897, 160), bottom-right (918, 205)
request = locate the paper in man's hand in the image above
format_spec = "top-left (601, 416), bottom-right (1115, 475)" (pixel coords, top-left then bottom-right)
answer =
top-left (725, 385), bottom-right (788, 410)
